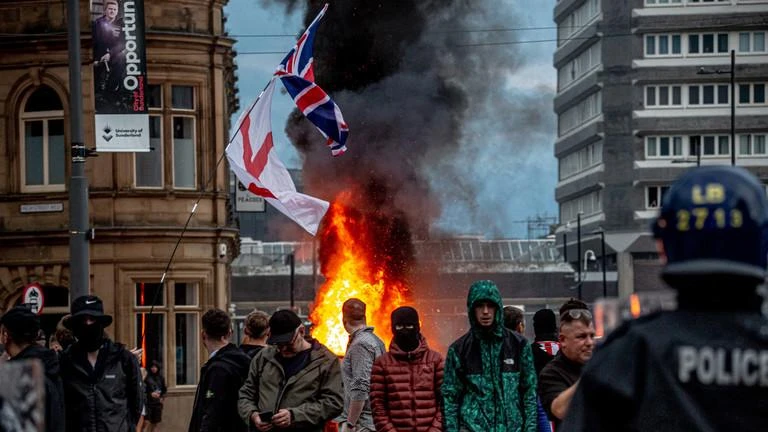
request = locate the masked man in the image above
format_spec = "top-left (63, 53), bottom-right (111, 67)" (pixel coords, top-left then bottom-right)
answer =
top-left (59, 295), bottom-right (144, 432)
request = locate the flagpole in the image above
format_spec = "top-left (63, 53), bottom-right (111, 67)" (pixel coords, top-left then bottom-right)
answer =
top-left (227, 78), bottom-right (276, 148)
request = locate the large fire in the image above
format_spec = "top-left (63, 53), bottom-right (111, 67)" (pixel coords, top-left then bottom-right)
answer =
top-left (310, 195), bottom-right (412, 355)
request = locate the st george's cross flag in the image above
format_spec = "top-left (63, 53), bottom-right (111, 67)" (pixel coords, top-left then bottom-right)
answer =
top-left (275, 3), bottom-right (349, 156)
top-left (226, 79), bottom-right (329, 235)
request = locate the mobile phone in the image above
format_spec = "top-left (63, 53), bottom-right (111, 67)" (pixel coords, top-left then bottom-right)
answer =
top-left (259, 411), bottom-right (274, 423)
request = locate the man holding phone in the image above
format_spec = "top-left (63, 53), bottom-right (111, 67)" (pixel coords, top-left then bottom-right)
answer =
top-left (238, 310), bottom-right (343, 431)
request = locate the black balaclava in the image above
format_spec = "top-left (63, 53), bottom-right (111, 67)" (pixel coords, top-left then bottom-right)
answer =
top-left (72, 320), bottom-right (105, 352)
top-left (391, 306), bottom-right (420, 352)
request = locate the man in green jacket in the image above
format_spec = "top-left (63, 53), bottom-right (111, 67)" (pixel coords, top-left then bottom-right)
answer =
top-left (442, 280), bottom-right (538, 432)
top-left (238, 310), bottom-right (343, 432)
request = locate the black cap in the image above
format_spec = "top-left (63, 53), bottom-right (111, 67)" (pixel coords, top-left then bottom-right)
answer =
top-left (267, 310), bottom-right (302, 345)
top-left (0, 305), bottom-right (40, 340)
top-left (64, 295), bottom-right (113, 329)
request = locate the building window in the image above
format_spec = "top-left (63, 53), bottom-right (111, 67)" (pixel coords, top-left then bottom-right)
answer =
top-left (688, 33), bottom-right (729, 55)
top-left (557, 0), bottom-right (600, 46)
top-left (738, 83), bottom-right (766, 105)
top-left (646, 136), bottom-right (683, 158)
top-left (645, 85), bottom-right (682, 107)
top-left (738, 32), bottom-right (766, 54)
top-left (173, 116), bottom-right (196, 189)
top-left (738, 134), bottom-right (768, 156)
top-left (688, 84), bottom-right (729, 106)
top-left (560, 190), bottom-right (602, 223)
top-left (557, 42), bottom-right (601, 91)
top-left (135, 281), bottom-right (200, 387)
top-left (559, 141), bottom-right (603, 180)
top-left (691, 135), bottom-right (730, 156)
top-left (135, 116), bottom-right (164, 188)
top-left (172, 85), bottom-right (196, 189)
top-left (558, 91), bottom-right (602, 136)
top-left (646, 186), bottom-right (670, 209)
top-left (645, 34), bottom-right (682, 56)
top-left (135, 85), bottom-right (163, 188)
top-left (645, 0), bottom-right (682, 4)
top-left (643, 135), bottom-right (747, 160)
top-left (20, 86), bottom-right (66, 193)
top-left (134, 84), bottom-right (197, 190)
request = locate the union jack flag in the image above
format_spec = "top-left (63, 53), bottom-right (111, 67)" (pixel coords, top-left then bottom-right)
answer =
top-left (275, 3), bottom-right (327, 81)
top-left (280, 75), bottom-right (348, 156)
top-left (275, 3), bottom-right (348, 156)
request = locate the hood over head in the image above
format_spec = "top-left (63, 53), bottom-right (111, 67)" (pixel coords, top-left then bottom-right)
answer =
top-left (466, 280), bottom-right (503, 336)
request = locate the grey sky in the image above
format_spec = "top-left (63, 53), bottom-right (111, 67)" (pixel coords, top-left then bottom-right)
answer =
top-left (224, 0), bottom-right (559, 238)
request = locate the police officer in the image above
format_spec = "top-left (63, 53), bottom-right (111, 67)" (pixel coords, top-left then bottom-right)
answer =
top-left (561, 166), bottom-right (768, 431)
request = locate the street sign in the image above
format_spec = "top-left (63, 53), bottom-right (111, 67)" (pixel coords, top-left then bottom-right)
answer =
top-left (22, 283), bottom-right (45, 315)
top-left (235, 181), bottom-right (266, 212)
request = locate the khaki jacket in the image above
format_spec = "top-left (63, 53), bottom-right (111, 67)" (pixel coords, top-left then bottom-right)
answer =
top-left (238, 340), bottom-right (343, 432)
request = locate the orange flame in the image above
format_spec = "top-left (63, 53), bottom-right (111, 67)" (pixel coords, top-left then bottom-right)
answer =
top-left (310, 197), bottom-right (411, 355)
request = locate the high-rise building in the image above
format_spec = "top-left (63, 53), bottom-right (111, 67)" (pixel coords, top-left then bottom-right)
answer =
top-left (553, 0), bottom-right (768, 297)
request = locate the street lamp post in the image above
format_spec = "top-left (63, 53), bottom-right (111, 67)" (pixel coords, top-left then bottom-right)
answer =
top-left (286, 253), bottom-right (295, 309)
top-left (563, 231), bottom-right (568, 263)
top-left (597, 231), bottom-right (607, 298)
top-left (697, 49), bottom-right (736, 166)
top-left (67, 0), bottom-right (90, 299)
top-left (588, 229), bottom-right (608, 298)
top-left (577, 212), bottom-right (582, 300)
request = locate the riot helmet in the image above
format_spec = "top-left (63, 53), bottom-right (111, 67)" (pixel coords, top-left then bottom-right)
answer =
top-left (652, 166), bottom-right (768, 287)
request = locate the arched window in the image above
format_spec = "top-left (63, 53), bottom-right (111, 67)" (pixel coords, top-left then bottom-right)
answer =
top-left (20, 85), bottom-right (66, 192)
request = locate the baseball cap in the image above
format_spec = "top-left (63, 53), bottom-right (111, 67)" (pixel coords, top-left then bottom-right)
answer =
top-left (64, 295), bottom-right (113, 328)
top-left (267, 310), bottom-right (302, 345)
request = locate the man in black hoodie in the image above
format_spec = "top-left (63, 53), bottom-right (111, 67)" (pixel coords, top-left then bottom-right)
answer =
top-left (189, 308), bottom-right (251, 432)
top-left (59, 295), bottom-right (144, 432)
top-left (0, 304), bottom-right (65, 432)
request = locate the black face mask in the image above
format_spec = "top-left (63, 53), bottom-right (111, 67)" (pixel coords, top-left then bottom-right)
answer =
top-left (73, 322), bottom-right (105, 352)
top-left (393, 329), bottom-right (420, 352)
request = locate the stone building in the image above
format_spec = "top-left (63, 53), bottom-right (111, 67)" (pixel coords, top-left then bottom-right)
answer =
top-left (0, 0), bottom-right (238, 429)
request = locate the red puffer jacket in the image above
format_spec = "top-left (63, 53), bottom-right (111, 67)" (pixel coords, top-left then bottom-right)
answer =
top-left (370, 336), bottom-right (444, 432)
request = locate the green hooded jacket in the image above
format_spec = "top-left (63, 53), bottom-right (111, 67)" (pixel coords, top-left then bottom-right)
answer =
top-left (442, 280), bottom-right (538, 432)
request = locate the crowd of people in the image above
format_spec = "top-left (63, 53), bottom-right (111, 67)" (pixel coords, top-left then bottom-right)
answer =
top-left (1, 166), bottom-right (767, 431)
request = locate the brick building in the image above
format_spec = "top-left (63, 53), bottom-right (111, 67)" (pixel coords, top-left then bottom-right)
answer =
top-left (0, 0), bottom-right (237, 428)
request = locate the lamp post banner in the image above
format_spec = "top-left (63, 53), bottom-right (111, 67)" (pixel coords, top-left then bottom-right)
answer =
top-left (91, 0), bottom-right (149, 152)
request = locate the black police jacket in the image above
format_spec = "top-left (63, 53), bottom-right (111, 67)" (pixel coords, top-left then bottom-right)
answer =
top-left (561, 309), bottom-right (768, 432)
top-left (188, 343), bottom-right (251, 432)
top-left (12, 344), bottom-right (66, 432)
top-left (59, 339), bottom-right (144, 432)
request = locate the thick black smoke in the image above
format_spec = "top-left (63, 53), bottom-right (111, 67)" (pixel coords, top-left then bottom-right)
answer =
top-left (262, 0), bottom-right (551, 238)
